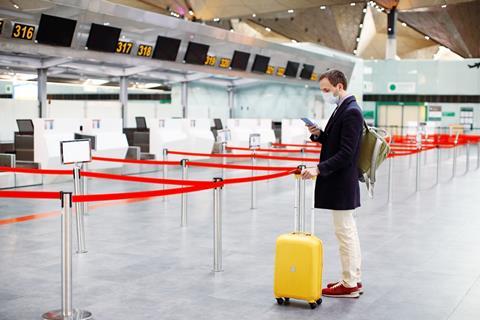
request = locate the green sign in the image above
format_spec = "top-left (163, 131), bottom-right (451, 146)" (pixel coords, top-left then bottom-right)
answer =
top-left (389, 84), bottom-right (396, 91)
top-left (363, 110), bottom-right (374, 119)
top-left (442, 112), bottom-right (455, 117)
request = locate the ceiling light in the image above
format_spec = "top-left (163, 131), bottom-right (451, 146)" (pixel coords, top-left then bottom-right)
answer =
top-left (291, 39), bottom-right (297, 43)
top-left (230, 28), bottom-right (234, 32)
top-left (363, 8), bottom-right (367, 13)
top-left (441, 4), bottom-right (447, 8)
top-left (104, 22), bottom-right (110, 26)
top-left (359, 23), bottom-right (363, 28)
top-left (189, 10), bottom-right (194, 15)
top-left (213, 17), bottom-right (220, 22)
top-left (388, 27), bottom-right (392, 32)
top-left (252, 13), bottom-right (256, 17)
top-left (320, 5), bottom-right (326, 10)
top-left (265, 27), bottom-right (271, 32)
top-left (353, 49), bottom-right (358, 55)
top-left (402, 22), bottom-right (407, 27)
top-left (13, 3), bottom-right (19, 9)
top-left (356, 37), bottom-right (360, 42)
top-left (350, 2), bottom-right (356, 6)
top-left (288, 9), bottom-right (294, 13)
top-left (424, 36), bottom-right (430, 40)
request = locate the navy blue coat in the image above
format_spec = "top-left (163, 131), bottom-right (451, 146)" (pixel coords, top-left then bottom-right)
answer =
top-left (311, 96), bottom-right (364, 210)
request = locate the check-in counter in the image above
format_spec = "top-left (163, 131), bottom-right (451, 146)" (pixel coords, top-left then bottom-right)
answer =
top-left (0, 154), bottom-right (15, 189)
top-left (0, 153), bottom-right (42, 188)
top-left (79, 118), bottom-right (129, 171)
top-left (148, 118), bottom-right (214, 161)
top-left (281, 119), bottom-right (310, 144)
top-left (226, 119), bottom-right (276, 152)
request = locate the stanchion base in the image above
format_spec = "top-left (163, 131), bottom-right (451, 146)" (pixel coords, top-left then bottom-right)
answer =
top-left (42, 309), bottom-right (93, 320)
top-left (76, 250), bottom-right (88, 254)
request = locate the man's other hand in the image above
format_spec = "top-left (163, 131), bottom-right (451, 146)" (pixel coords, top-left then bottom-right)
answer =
top-left (301, 167), bottom-right (319, 179)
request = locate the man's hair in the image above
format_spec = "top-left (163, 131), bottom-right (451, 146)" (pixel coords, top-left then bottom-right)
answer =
top-left (319, 69), bottom-right (348, 90)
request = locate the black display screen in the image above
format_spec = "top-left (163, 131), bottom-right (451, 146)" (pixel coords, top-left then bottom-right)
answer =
top-left (251, 54), bottom-right (270, 73)
top-left (135, 117), bottom-right (147, 130)
top-left (300, 64), bottom-right (314, 80)
top-left (230, 50), bottom-right (250, 71)
top-left (284, 61), bottom-right (300, 78)
top-left (36, 14), bottom-right (77, 47)
top-left (16, 119), bottom-right (34, 133)
top-left (184, 42), bottom-right (209, 65)
top-left (152, 35), bottom-right (182, 61)
top-left (86, 23), bottom-right (121, 53)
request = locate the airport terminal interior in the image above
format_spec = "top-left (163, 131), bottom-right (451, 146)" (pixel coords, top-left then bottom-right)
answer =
top-left (0, 0), bottom-right (479, 319)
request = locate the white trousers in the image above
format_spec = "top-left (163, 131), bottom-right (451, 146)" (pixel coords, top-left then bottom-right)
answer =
top-left (332, 210), bottom-right (362, 288)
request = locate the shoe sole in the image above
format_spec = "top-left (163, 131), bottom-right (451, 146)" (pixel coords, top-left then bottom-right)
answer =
top-left (322, 294), bottom-right (360, 298)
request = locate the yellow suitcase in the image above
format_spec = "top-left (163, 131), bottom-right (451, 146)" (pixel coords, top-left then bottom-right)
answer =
top-left (273, 232), bottom-right (323, 309)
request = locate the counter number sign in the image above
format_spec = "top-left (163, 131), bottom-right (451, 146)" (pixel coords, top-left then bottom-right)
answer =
top-left (219, 58), bottom-right (231, 68)
top-left (116, 41), bottom-right (133, 54)
top-left (266, 65), bottom-right (275, 75)
top-left (137, 44), bottom-right (152, 57)
top-left (205, 55), bottom-right (217, 66)
top-left (276, 67), bottom-right (285, 77)
top-left (11, 23), bottom-right (35, 40)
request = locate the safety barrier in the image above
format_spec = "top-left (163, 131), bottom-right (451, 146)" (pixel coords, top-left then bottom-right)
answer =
top-left (1, 134), bottom-right (479, 319)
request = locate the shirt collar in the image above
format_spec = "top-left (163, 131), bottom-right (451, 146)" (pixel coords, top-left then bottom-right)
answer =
top-left (337, 94), bottom-right (353, 107)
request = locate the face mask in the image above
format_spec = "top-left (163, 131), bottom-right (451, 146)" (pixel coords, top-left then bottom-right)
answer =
top-left (321, 90), bottom-right (340, 105)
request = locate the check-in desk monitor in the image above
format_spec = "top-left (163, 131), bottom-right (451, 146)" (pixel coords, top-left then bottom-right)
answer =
top-left (15, 119), bottom-right (35, 161)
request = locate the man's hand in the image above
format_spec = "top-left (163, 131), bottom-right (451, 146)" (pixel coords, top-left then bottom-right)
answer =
top-left (301, 167), bottom-right (319, 179)
top-left (307, 125), bottom-right (321, 136)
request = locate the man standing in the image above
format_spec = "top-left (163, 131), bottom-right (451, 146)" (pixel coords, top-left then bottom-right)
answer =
top-left (301, 69), bottom-right (364, 298)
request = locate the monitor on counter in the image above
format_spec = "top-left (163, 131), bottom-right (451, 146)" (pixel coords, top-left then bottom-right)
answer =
top-left (86, 23), bottom-right (121, 53)
top-left (36, 14), bottom-right (77, 47)
top-left (230, 50), bottom-right (250, 71)
top-left (135, 117), bottom-right (147, 130)
top-left (284, 61), bottom-right (300, 78)
top-left (16, 119), bottom-right (34, 134)
top-left (251, 54), bottom-right (270, 73)
top-left (184, 42), bottom-right (209, 65)
top-left (300, 64), bottom-right (314, 80)
top-left (152, 35), bottom-right (181, 61)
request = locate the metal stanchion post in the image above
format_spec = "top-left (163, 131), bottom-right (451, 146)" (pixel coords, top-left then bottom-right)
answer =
top-left (435, 146), bottom-right (441, 185)
top-left (465, 143), bottom-right (470, 174)
top-left (81, 163), bottom-right (88, 215)
top-left (251, 150), bottom-right (256, 209)
top-left (477, 142), bottom-right (480, 170)
top-left (387, 156), bottom-right (393, 204)
top-left (180, 159), bottom-right (188, 227)
top-left (162, 148), bottom-right (168, 202)
top-left (42, 192), bottom-right (92, 320)
top-left (310, 178), bottom-right (316, 235)
top-left (301, 148), bottom-right (305, 165)
top-left (294, 165), bottom-right (306, 232)
top-left (221, 142), bottom-right (227, 179)
top-left (73, 165), bottom-right (87, 254)
top-left (213, 178), bottom-right (223, 272)
top-left (415, 149), bottom-right (421, 192)
top-left (452, 143), bottom-right (458, 179)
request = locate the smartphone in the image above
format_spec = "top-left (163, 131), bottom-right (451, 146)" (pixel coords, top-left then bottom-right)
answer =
top-left (301, 118), bottom-right (317, 127)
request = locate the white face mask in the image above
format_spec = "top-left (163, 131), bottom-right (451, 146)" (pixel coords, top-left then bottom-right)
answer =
top-left (321, 90), bottom-right (340, 105)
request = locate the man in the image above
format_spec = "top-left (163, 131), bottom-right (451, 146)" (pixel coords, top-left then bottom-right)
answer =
top-left (301, 69), bottom-right (364, 298)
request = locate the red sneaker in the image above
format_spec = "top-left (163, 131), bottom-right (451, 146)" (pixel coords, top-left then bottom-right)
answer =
top-left (322, 282), bottom-right (360, 298)
top-left (327, 281), bottom-right (363, 294)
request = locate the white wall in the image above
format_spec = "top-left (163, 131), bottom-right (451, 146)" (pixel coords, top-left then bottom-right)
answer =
top-left (0, 99), bottom-right (37, 141)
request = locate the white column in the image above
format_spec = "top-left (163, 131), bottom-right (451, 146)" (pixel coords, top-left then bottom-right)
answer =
top-left (119, 76), bottom-right (128, 128)
top-left (227, 86), bottom-right (235, 118)
top-left (37, 68), bottom-right (48, 118)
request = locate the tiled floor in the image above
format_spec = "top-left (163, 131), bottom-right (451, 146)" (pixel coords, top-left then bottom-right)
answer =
top-left (1, 148), bottom-right (479, 320)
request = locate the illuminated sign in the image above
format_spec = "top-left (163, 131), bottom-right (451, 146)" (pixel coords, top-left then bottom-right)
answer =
top-left (219, 58), bottom-right (231, 68)
top-left (205, 55), bottom-right (217, 66)
top-left (310, 73), bottom-right (318, 81)
top-left (137, 44), bottom-right (153, 57)
top-left (276, 67), bottom-right (285, 76)
top-left (116, 41), bottom-right (133, 54)
top-left (11, 23), bottom-right (35, 40)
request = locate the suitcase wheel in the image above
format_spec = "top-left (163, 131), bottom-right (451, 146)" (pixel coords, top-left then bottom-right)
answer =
top-left (284, 298), bottom-right (290, 304)
top-left (276, 298), bottom-right (284, 305)
top-left (309, 303), bottom-right (317, 309)
top-left (316, 298), bottom-right (322, 305)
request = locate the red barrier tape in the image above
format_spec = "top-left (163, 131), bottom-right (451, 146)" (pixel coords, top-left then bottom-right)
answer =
top-left (272, 142), bottom-right (320, 148)
top-left (82, 171), bottom-right (211, 186)
top-left (73, 183), bottom-right (218, 203)
top-left (0, 166), bottom-right (70, 175)
top-left (223, 169), bottom-right (296, 185)
top-left (0, 190), bottom-right (61, 200)
top-left (93, 156), bottom-right (177, 166)
top-left (187, 161), bottom-right (295, 171)
top-left (167, 150), bottom-right (252, 158)
top-left (226, 146), bottom-right (320, 154)
top-left (254, 154), bottom-right (319, 162)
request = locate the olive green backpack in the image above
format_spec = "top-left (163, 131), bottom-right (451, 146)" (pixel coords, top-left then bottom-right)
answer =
top-left (357, 122), bottom-right (391, 198)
